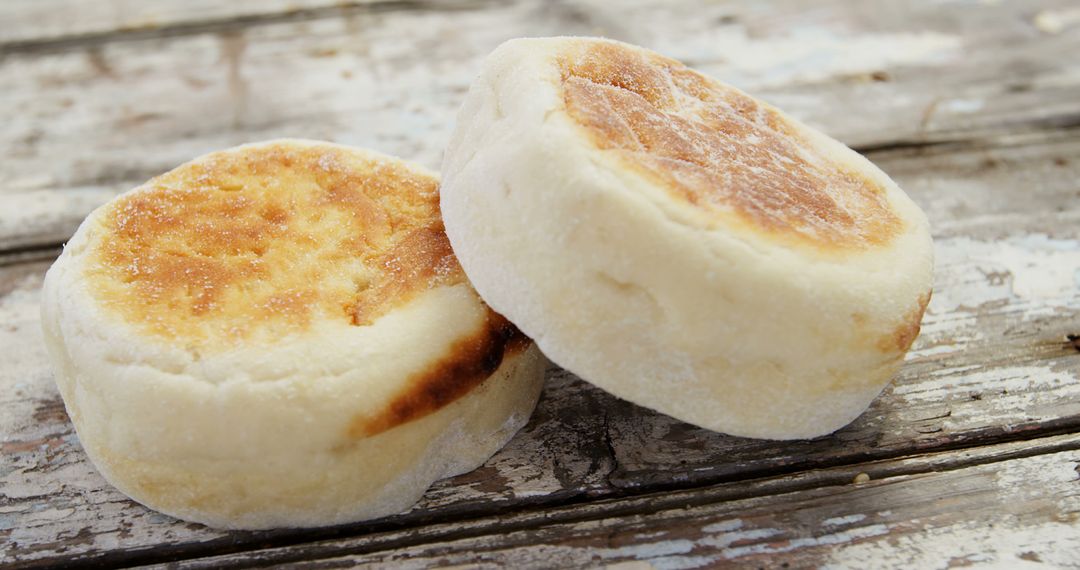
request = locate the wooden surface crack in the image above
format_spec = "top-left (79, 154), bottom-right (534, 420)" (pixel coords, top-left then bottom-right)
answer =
top-left (152, 431), bottom-right (1080, 569)
top-left (0, 0), bottom-right (497, 57)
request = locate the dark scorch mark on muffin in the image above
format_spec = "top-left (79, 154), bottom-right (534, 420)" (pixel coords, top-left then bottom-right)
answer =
top-left (347, 310), bottom-right (531, 438)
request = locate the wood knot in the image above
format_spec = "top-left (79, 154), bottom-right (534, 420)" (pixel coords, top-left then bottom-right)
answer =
top-left (1067, 333), bottom-right (1080, 353)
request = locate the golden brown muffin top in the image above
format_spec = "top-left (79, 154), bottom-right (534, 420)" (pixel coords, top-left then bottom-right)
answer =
top-left (85, 142), bottom-right (466, 347)
top-left (558, 40), bottom-right (902, 250)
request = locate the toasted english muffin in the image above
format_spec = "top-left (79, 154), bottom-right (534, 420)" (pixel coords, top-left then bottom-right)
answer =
top-left (440, 38), bottom-right (933, 440)
top-left (41, 139), bottom-right (545, 529)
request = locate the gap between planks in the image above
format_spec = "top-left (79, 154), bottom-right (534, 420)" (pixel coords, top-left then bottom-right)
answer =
top-left (0, 0), bottom-right (496, 57)
top-left (156, 430), bottom-right (1080, 569)
top-left (851, 115), bottom-right (1080, 157)
top-left (0, 246), bottom-right (63, 268)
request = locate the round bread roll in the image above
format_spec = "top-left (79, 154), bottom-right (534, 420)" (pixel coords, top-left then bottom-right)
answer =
top-left (440, 37), bottom-right (933, 440)
top-left (40, 139), bottom-right (545, 529)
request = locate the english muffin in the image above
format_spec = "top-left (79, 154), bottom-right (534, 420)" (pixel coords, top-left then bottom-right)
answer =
top-left (440, 38), bottom-right (933, 440)
top-left (41, 139), bottom-right (545, 529)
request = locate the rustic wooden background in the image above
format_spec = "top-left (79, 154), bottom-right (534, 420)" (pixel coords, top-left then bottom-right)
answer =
top-left (3, 0), bottom-right (1080, 568)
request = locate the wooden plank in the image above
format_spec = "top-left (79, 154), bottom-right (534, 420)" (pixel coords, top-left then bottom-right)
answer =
top-left (2, 132), bottom-right (1079, 567)
top-left (2, 0), bottom-right (1078, 251)
top-left (873, 130), bottom-right (1080, 241)
top-left (180, 432), bottom-right (1080, 569)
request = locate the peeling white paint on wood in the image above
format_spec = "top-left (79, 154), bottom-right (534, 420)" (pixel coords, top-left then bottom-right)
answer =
top-left (822, 514), bottom-right (868, 527)
top-left (1033, 7), bottom-right (1080, 35)
top-left (825, 520), bottom-right (1079, 569)
top-left (931, 234), bottom-right (1080, 311)
top-left (905, 232), bottom-right (1080, 361)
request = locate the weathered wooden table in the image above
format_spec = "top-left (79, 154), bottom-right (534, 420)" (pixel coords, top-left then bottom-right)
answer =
top-left (3, 1), bottom-right (1080, 567)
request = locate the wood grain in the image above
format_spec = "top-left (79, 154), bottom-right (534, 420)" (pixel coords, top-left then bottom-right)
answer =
top-left (2, 0), bottom-right (1078, 251)
top-left (2, 131), bottom-right (1078, 567)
